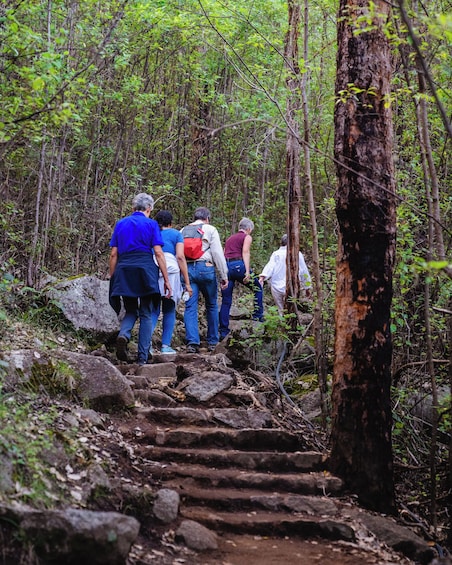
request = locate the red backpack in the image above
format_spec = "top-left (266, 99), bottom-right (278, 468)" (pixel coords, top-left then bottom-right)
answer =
top-left (182, 223), bottom-right (205, 260)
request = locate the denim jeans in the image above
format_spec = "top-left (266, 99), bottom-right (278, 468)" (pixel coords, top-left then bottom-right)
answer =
top-left (184, 261), bottom-right (219, 346)
top-left (219, 259), bottom-right (264, 339)
top-left (151, 297), bottom-right (176, 346)
top-left (119, 295), bottom-right (154, 364)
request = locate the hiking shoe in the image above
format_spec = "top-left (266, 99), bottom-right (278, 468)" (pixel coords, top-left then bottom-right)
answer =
top-left (186, 344), bottom-right (199, 354)
top-left (116, 336), bottom-right (129, 361)
top-left (161, 345), bottom-right (176, 354)
top-left (207, 343), bottom-right (217, 352)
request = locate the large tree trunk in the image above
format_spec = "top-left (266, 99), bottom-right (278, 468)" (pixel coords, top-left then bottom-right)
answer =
top-left (329, 0), bottom-right (397, 514)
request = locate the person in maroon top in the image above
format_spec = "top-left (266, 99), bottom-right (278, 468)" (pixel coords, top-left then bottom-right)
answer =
top-left (219, 217), bottom-right (264, 340)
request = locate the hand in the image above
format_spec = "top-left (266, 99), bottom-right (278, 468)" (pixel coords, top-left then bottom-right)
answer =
top-left (220, 279), bottom-right (228, 290)
top-left (164, 281), bottom-right (172, 298)
top-left (243, 272), bottom-right (250, 283)
top-left (185, 284), bottom-right (193, 297)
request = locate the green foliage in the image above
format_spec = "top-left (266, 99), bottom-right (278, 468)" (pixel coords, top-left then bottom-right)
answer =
top-left (22, 360), bottom-right (81, 399)
top-left (0, 393), bottom-right (70, 507)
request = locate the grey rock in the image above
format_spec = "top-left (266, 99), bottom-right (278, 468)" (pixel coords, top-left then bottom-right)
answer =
top-left (176, 519), bottom-right (218, 551)
top-left (299, 389), bottom-right (322, 421)
top-left (352, 509), bottom-right (436, 564)
top-left (146, 390), bottom-right (177, 407)
top-left (183, 371), bottom-right (234, 401)
top-left (0, 454), bottom-right (14, 493)
top-left (87, 463), bottom-right (112, 491)
top-left (44, 275), bottom-right (120, 339)
top-left (283, 494), bottom-right (338, 515)
top-left (152, 488), bottom-right (180, 524)
top-left (4, 349), bottom-right (134, 412)
top-left (0, 504), bottom-right (140, 565)
top-left (209, 407), bottom-right (272, 429)
top-left (137, 362), bottom-right (177, 381)
top-left (75, 408), bottom-right (105, 428)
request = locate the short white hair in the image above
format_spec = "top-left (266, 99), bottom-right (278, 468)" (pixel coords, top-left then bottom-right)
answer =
top-left (239, 217), bottom-right (254, 231)
top-left (132, 193), bottom-right (154, 211)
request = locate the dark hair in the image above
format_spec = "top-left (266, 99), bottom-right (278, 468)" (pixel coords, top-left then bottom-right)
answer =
top-left (194, 207), bottom-right (210, 221)
top-left (281, 234), bottom-right (288, 246)
top-left (155, 210), bottom-right (173, 228)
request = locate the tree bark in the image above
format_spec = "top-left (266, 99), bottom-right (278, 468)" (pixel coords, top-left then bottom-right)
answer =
top-left (329, 0), bottom-right (397, 514)
top-left (284, 0), bottom-right (302, 325)
top-left (300, 0), bottom-right (328, 425)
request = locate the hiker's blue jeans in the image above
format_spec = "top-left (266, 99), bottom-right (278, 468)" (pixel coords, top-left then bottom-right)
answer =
top-left (219, 259), bottom-right (264, 339)
top-left (119, 295), bottom-right (154, 364)
top-left (184, 261), bottom-right (219, 347)
top-left (151, 297), bottom-right (176, 346)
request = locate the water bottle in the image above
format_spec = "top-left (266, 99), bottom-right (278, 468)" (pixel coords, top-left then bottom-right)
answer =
top-left (182, 291), bottom-right (190, 302)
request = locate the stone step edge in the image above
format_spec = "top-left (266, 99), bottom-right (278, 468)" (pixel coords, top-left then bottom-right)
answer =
top-left (159, 464), bottom-right (343, 494)
top-left (135, 406), bottom-right (273, 429)
top-left (180, 507), bottom-right (355, 542)
top-left (139, 445), bottom-right (327, 471)
top-left (172, 485), bottom-right (340, 515)
top-left (141, 426), bottom-right (310, 450)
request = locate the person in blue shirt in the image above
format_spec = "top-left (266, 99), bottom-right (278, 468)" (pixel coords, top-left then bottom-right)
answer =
top-left (109, 193), bottom-right (171, 365)
top-left (150, 210), bottom-right (192, 355)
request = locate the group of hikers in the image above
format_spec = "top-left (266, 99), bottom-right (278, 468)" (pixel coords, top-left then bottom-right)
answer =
top-left (109, 193), bottom-right (311, 365)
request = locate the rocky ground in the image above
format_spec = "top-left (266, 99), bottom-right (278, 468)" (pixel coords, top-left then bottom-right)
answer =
top-left (0, 316), bottom-right (447, 565)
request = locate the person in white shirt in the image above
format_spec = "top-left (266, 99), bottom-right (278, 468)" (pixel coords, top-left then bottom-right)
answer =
top-left (258, 234), bottom-right (311, 315)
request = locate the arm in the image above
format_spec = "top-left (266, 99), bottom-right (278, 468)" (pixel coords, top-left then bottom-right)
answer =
top-left (242, 234), bottom-right (252, 283)
top-left (109, 247), bottom-right (118, 277)
top-left (154, 245), bottom-right (172, 297)
top-left (175, 241), bottom-right (193, 297)
top-left (209, 227), bottom-right (229, 288)
top-left (298, 252), bottom-right (312, 297)
top-left (259, 253), bottom-right (276, 281)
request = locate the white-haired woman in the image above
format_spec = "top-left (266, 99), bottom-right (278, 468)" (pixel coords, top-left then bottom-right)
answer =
top-left (109, 193), bottom-right (171, 365)
top-left (219, 217), bottom-right (264, 340)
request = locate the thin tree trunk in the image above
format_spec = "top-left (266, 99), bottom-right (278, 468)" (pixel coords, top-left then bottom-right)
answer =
top-left (300, 0), bottom-right (328, 424)
top-left (448, 301), bottom-right (452, 547)
top-left (416, 59), bottom-right (450, 276)
top-left (284, 0), bottom-right (301, 327)
top-left (27, 138), bottom-right (46, 287)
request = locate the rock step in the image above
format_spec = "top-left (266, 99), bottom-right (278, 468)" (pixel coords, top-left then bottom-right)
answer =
top-left (157, 463), bottom-right (343, 495)
top-left (136, 406), bottom-right (274, 429)
top-left (140, 445), bottom-right (326, 472)
top-left (179, 507), bottom-right (355, 541)
top-left (140, 426), bottom-right (309, 450)
top-left (172, 485), bottom-right (340, 515)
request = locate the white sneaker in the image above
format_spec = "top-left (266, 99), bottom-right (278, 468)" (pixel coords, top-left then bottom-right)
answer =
top-left (161, 345), bottom-right (176, 354)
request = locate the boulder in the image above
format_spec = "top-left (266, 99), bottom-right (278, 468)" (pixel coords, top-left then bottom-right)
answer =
top-left (3, 349), bottom-right (134, 412)
top-left (0, 503), bottom-right (140, 565)
top-left (44, 275), bottom-right (120, 340)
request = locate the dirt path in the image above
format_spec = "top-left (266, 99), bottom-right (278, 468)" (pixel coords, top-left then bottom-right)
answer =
top-left (199, 534), bottom-right (411, 564)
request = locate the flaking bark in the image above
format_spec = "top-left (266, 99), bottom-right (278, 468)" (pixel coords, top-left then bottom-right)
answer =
top-left (329, 0), bottom-right (397, 514)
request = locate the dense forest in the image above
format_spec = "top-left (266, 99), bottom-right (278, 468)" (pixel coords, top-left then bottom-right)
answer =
top-left (1, 0), bottom-right (451, 543)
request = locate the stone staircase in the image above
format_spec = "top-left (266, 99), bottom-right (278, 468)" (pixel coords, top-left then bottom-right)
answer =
top-left (116, 351), bottom-right (435, 564)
